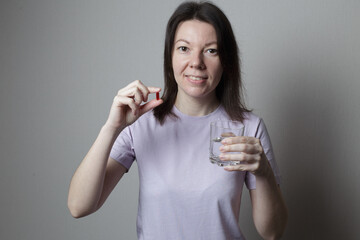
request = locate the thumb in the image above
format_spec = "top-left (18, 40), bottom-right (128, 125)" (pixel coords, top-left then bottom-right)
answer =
top-left (138, 99), bottom-right (164, 116)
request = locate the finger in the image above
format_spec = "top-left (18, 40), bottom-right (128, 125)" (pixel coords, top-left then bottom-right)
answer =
top-left (127, 79), bottom-right (145, 89)
top-left (119, 80), bottom-right (150, 101)
top-left (147, 87), bottom-right (161, 101)
top-left (219, 152), bottom-right (261, 163)
top-left (119, 86), bottom-right (161, 103)
top-left (118, 85), bottom-right (143, 98)
top-left (114, 95), bottom-right (138, 114)
top-left (133, 89), bottom-right (143, 105)
top-left (224, 162), bottom-right (262, 173)
top-left (138, 99), bottom-right (164, 116)
top-left (221, 136), bottom-right (260, 145)
top-left (223, 163), bottom-right (250, 172)
top-left (220, 143), bottom-right (262, 154)
top-left (118, 80), bottom-right (143, 95)
top-left (135, 82), bottom-right (151, 102)
top-left (147, 86), bottom-right (161, 93)
top-left (129, 81), bottom-right (160, 100)
top-left (221, 132), bottom-right (236, 138)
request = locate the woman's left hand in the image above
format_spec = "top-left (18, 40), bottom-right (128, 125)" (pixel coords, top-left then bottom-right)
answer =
top-left (219, 136), bottom-right (271, 175)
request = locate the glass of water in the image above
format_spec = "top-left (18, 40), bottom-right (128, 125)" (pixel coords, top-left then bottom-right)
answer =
top-left (209, 120), bottom-right (244, 166)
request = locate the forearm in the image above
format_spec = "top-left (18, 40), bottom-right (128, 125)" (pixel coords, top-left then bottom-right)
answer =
top-left (67, 124), bottom-right (122, 218)
top-left (251, 164), bottom-right (288, 240)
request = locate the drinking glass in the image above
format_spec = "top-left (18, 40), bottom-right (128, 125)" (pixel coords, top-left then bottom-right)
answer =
top-left (209, 120), bottom-right (244, 166)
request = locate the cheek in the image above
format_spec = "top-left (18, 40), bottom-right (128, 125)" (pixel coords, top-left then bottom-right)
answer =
top-left (172, 57), bottom-right (187, 76)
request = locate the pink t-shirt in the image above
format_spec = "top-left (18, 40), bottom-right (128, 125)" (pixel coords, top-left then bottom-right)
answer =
top-left (110, 105), bottom-right (281, 240)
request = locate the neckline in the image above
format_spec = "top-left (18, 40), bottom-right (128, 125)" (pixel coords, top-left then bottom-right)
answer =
top-left (173, 104), bottom-right (222, 120)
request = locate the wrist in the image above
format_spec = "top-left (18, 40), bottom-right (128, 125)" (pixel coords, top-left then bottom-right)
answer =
top-left (255, 159), bottom-right (273, 178)
top-left (254, 160), bottom-right (279, 188)
top-left (101, 123), bottom-right (124, 136)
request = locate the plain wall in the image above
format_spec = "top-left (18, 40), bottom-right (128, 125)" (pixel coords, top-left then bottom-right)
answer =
top-left (1, 0), bottom-right (359, 239)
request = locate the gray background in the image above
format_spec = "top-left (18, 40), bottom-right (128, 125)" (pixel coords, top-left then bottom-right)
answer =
top-left (1, 0), bottom-right (359, 239)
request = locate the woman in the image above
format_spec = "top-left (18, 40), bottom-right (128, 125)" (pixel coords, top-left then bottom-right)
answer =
top-left (68, 2), bottom-right (287, 239)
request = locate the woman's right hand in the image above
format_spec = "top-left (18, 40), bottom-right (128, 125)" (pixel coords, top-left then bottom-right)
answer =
top-left (105, 80), bottom-right (163, 131)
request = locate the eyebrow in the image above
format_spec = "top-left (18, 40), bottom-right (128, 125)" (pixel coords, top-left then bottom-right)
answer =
top-left (175, 39), bottom-right (218, 47)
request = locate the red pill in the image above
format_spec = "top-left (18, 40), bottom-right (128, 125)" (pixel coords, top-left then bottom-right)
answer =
top-left (156, 92), bottom-right (160, 100)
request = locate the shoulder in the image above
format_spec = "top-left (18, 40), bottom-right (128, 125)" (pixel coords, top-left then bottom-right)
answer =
top-left (243, 112), bottom-right (262, 127)
top-left (128, 110), bottom-right (163, 132)
top-left (242, 112), bottom-right (268, 138)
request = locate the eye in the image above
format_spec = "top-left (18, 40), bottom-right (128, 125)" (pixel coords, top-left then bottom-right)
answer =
top-left (177, 46), bottom-right (189, 53)
top-left (206, 48), bottom-right (218, 55)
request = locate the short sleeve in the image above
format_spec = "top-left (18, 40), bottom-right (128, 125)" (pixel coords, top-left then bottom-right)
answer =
top-left (245, 118), bottom-right (281, 190)
top-left (109, 126), bottom-right (136, 171)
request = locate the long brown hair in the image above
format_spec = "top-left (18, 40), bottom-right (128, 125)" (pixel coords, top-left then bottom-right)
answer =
top-left (154, 1), bottom-right (251, 124)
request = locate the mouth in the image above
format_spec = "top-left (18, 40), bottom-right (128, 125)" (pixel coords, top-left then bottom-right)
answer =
top-left (185, 74), bottom-right (208, 81)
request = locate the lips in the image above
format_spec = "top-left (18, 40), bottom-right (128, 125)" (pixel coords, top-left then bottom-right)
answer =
top-left (185, 74), bottom-right (208, 81)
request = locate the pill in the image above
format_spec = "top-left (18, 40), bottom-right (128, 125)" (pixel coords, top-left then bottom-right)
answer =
top-left (156, 92), bottom-right (160, 100)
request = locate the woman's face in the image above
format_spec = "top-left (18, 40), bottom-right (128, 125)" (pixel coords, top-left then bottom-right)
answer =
top-left (172, 20), bottom-right (223, 102)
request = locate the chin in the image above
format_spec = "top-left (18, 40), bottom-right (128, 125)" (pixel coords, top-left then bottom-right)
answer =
top-left (183, 88), bottom-right (214, 99)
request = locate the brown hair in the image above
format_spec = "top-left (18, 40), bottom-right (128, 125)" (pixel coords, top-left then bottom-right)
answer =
top-left (153, 1), bottom-right (251, 123)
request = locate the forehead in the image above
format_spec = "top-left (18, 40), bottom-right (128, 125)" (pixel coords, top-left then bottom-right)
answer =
top-left (174, 20), bottom-right (217, 43)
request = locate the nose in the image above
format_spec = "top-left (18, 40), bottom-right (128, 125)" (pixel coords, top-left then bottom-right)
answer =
top-left (190, 52), bottom-right (205, 69)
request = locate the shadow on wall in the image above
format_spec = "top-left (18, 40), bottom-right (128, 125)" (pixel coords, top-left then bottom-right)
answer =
top-left (279, 68), bottom-right (353, 239)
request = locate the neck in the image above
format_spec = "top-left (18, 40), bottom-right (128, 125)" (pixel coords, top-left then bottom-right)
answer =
top-left (175, 93), bottom-right (220, 117)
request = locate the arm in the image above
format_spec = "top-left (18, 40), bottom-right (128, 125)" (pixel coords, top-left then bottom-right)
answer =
top-left (249, 160), bottom-right (288, 240)
top-left (67, 125), bottom-right (126, 218)
top-left (67, 80), bottom-right (162, 218)
top-left (220, 138), bottom-right (288, 239)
